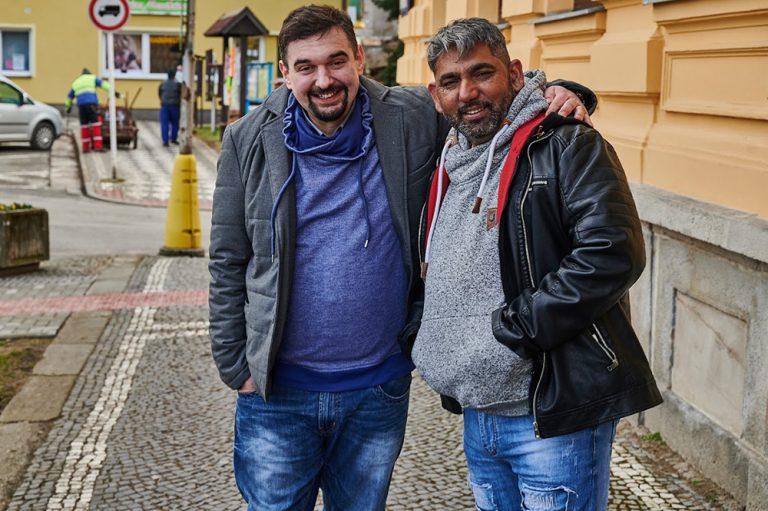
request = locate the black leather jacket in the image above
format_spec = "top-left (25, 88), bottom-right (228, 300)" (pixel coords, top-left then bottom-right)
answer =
top-left (424, 113), bottom-right (662, 439)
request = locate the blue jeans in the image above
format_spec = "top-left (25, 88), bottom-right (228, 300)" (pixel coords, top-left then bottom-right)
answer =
top-left (233, 375), bottom-right (411, 511)
top-left (159, 104), bottom-right (179, 144)
top-left (463, 410), bottom-right (617, 511)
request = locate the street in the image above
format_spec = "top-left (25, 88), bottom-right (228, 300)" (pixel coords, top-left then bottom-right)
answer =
top-left (0, 128), bottom-right (741, 510)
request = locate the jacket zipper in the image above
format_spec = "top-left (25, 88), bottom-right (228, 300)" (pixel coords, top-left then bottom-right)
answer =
top-left (417, 200), bottom-right (427, 265)
top-left (591, 323), bottom-right (619, 371)
top-left (521, 129), bottom-right (553, 439)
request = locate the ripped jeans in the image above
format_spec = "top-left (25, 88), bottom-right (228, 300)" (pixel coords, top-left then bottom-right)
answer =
top-left (462, 411), bottom-right (617, 511)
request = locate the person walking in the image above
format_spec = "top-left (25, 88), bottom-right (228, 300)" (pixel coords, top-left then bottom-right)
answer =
top-left (64, 68), bottom-right (111, 153)
top-left (158, 70), bottom-right (181, 146)
top-left (208, 6), bottom-right (592, 510)
top-left (412, 18), bottom-right (662, 510)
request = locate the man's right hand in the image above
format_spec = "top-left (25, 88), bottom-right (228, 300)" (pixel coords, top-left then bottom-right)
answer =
top-left (238, 376), bottom-right (256, 394)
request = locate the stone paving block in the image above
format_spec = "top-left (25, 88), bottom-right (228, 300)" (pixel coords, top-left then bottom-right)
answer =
top-left (33, 344), bottom-right (94, 376)
top-left (86, 258), bottom-right (140, 295)
top-left (0, 375), bottom-right (76, 423)
top-left (52, 311), bottom-right (111, 345)
top-left (0, 422), bottom-right (49, 511)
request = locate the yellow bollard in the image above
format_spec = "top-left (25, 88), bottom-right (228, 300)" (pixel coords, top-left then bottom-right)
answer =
top-left (159, 153), bottom-right (204, 257)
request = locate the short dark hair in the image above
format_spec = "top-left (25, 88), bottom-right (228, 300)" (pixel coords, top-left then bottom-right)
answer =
top-left (427, 18), bottom-right (510, 72)
top-left (278, 5), bottom-right (358, 62)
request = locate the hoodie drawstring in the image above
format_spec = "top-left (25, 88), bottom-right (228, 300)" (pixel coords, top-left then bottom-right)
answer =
top-left (357, 163), bottom-right (371, 248)
top-left (472, 119), bottom-right (511, 213)
top-left (422, 120), bottom-right (513, 277)
top-left (270, 157), bottom-right (297, 262)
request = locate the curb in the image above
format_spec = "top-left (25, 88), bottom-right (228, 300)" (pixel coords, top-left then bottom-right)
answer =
top-left (73, 128), bottom-right (215, 211)
top-left (0, 256), bottom-right (141, 509)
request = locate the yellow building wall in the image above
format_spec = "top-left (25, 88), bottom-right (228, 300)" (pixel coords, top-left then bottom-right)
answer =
top-left (0, 0), bottom-right (340, 111)
top-left (397, 0), bottom-right (768, 219)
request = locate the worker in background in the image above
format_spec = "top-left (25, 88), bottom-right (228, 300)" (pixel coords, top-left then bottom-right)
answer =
top-left (158, 69), bottom-right (182, 147)
top-left (65, 68), bottom-right (113, 153)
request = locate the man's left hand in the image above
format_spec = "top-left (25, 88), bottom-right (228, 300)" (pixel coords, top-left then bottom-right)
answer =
top-left (544, 85), bottom-right (592, 126)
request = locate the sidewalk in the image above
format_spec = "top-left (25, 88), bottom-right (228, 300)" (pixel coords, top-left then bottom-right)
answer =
top-left (0, 136), bottom-right (82, 195)
top-left (0, 258), bottom-right (742, 510)
top-left (76, 121), bottom-right (218, 210)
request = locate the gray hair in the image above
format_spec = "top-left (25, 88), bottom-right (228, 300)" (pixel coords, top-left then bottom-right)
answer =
top-left (427, 18), bottom-right (510, 73)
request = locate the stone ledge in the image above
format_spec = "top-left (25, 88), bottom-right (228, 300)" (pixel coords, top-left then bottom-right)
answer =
top-left (529, 5), bottom-right (605, 25)
top-left (631, 182), bottom-right (768, 265)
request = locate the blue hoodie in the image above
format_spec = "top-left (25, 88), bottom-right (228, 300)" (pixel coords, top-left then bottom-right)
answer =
top-left (271, 87), bottom-right (413, 391)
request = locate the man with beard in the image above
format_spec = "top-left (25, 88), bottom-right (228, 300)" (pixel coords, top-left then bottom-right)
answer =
top-left (209, 6), bottom-right (593, 510)
top-left (412, 18), bottom-right (662, 510)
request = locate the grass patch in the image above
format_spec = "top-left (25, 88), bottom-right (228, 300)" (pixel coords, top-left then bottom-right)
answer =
top-left (641, 431), bottom-right (665, 444)
top-left (0, 338), bottom-right (50, 413)
top-left (194, 126), bottom-right (221, 151)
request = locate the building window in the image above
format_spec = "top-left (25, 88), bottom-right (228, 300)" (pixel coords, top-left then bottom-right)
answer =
top-left (103, 32), bottom-right (181, 79)
top-left (347, 0), bottom-right (364, 27)
top-left (0, 29), bottom-right (32, 77)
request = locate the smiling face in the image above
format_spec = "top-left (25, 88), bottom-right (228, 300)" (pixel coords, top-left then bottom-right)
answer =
top-left (428, 43), bottom-right (524, 146)
top-left (279, 27), bottom-right (364, 135)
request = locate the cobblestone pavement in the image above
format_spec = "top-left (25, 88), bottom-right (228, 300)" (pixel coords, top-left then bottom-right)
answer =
top-left (0, 257), bottom-right (113, 339)
top-left (0, 135), bottom-right (80, 194)
top-left (5, 257), bottom-right (739, 510)
top-left (79, 121), bottom-right (217, 209)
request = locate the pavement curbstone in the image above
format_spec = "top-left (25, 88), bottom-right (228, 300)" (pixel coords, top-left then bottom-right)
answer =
top-left (0, 375), bottom-right (77, 423)
top-left (0, 422), bottom-right (50, 510)
top-left (51, 311), bottom-right (111, 346)
top-left (32, 344), bottom-right (94, 376)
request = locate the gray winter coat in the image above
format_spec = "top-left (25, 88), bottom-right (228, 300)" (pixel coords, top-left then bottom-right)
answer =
top-left (208, 76), bottom-right (448, 397)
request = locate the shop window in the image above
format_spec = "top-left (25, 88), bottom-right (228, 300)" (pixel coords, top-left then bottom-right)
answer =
top-left (149, 35), bottom-right (181, 74)
top-left (1, 29), bottom-right (32, 76)
top-left (103, 32), bottom-right (181, 79)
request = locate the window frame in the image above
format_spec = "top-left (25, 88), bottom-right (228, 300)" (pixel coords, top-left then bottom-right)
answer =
top-left (100, 28), bottom-right (180, 81)
top-left (0, 25), bottom-right (34, 78)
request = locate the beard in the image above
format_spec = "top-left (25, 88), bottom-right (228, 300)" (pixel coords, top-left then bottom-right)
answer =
top-left (447, 90), bottom-right (515, 144)
top-left (307, 84), bottom-right (350, 122)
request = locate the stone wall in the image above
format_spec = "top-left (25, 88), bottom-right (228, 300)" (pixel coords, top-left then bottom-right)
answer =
top-left (629, 183), bottom-right (768, 508)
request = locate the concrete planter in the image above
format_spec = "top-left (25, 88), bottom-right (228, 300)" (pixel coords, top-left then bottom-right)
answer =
top-left (0, 208), bottom-right (50, 275)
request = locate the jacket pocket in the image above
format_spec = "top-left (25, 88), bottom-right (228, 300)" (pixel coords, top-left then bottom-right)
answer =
top-left (590, 322), bottom-right (619, 372)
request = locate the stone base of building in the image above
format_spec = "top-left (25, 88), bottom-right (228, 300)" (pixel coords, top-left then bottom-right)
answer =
top-left (628, 183), bottom-right (768, 507)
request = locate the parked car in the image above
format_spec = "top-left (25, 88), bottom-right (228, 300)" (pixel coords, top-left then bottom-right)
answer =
top-left (0, 74), bottom-right (63, 150)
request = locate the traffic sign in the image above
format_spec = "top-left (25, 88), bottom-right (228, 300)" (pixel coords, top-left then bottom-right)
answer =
top-left (88, 0), bottom-right (130, 32)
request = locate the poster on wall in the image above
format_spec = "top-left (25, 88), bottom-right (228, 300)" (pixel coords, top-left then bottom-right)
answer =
top-left (128, 0), bottom-right (186, 16)
top-left (106, 34), bottom-right (143, 74)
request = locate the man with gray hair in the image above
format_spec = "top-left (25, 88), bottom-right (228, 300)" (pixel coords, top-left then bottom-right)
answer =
top-left (411, 18), bottom-right (661, 510)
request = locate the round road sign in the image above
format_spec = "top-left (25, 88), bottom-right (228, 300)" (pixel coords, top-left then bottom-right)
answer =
top-left (89, 0), bottom-right (130, 32)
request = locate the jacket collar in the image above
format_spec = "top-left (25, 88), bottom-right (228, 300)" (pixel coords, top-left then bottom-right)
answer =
top-left (260, 75), bottom-right (410, 280)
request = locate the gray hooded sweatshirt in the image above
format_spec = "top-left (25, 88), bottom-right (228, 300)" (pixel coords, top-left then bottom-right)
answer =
top-left (412, 71), bottom-right (549, 416)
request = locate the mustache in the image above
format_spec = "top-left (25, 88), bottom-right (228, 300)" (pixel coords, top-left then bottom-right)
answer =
top-left (458, 100), bottom-right (491, 115)
top-left (309, 84), bottom-right (347, 97)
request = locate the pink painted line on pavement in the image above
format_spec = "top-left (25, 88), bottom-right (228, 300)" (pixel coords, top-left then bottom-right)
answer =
top-left (0, 289), bottom-right (208, 316)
